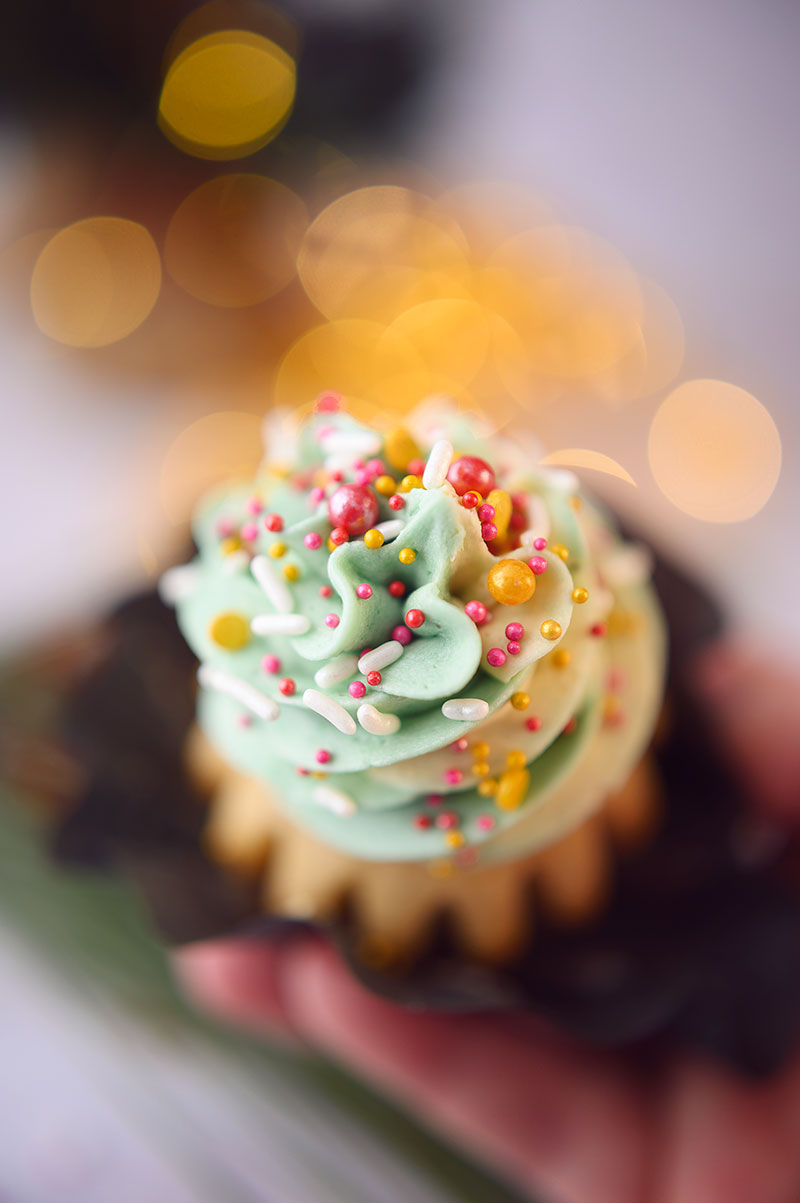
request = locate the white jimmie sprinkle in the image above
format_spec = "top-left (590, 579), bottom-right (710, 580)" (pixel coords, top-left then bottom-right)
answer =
top-left (303, 688), bottom-right (357, 735)
top-left (357, 703), bottom-right (401, 735)
top-left (251, 555), bottom-right (294, 613)
top-left (251, 613), bottom-right (310, 636)
top-left (197, 665), bottom-right (279, 721)
top-left (442, 697), bottom-right (490, 722)
top-left (314, 654), bottom-right (359, 689)
top-left (375, 519), bottom-right (403, 542)
top-left (158, 564), bottom-right (199, 606)
top-left (312, 784), bottom-right (356, 817)
top-left (320, 430), bottom-right (381, 457)
top-left (222, 550), bottom-right (251, 575)
top-left (422, 438), bottom-right (454, 489)
top-left (358, 640), bottom-right (404, 675)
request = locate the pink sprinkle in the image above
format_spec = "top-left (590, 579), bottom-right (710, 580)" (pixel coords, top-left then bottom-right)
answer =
top-left (436, 810), bottom-right (459, 828)
top-left (528, 556), bottom-right (547, 575)
top-left (330, 470), bottom-right (343, 483)
top-left (414, 814), bottom-right (432, 829)
top-left (309, 486), bottom-right (325, 506)
top-left (465, 600), bottom-right (488, 624)
top-left (505, 622), bottom-right (524, 640)
top-left (426, 794), bottom-right (443, 807)
top-left (349, 681), bottom-right (367, 699)
top-left (451, 737), bottom-right (469, 752)
top-left (533, 537), bottom-right (547, 551)
top-left (304, 532), bottom-right (323, 550)
top-left (315, 391), bottom-right (342, 413)
top-left (216, 517), bottom-right (235, 537)
top-left (392, 625), bottom-right (413, 645)
top-left (262, 654), bottom-right (281, 674)
top-left (238, 714), bottom-right (253, 727)
top-left (245, 497), bottom-right (262, 515)
top-left (487, 648), bottom-right (506, 667)
top-left (366, 458), bottom-right (385, 478)
top-left (481, 521), bottom-right (498, 541)
top-left (444, 769), bottom-right (463, 786)
top-left (325, 613), bottom-right (340, 628)
top-left (319, 584), bottom-right (333, 598)
top-left (477, 503), bottom-right (496, 522)
top-left (240, 523), bottom-right (258, 541)
top-left (297, 766), bottom-right (309, 776)
top-left (477, 814), bottom-right (495, 831)
top-left (525, 716), bottom-right (542, 732)
top-left (408, 457), bottom-right (426, 477)
top-left (264, 513), bottom-right (283, 532)
top-left (352, 458), bottom-right (365, 471)
top-left (353, 468), bottom-right (370, 486)
top-left (506, 641), bottom-right (521, 655)
top-left (315, 749), bottom-right (332, 764)
top-left (356, 583), bottom-right (373, 599)
top-left (563, 717), bottom-right (578, 734)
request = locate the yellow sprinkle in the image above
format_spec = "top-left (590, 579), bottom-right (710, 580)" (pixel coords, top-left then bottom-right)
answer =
top-left (398, 546), bottom-right (416, 564)
top-left (506, 749), bottom-right (526, 769)
top-left (495, 766), bottom-right (530, 811)
top-left (364, 528), bottom-right (384, 549)
top-left (572, 587), bottom-right (589, 604)
top-left (445, 831), bottom-right (465, 849)
top-left (477, 778), bottom-right (497, 797)
top-left (604, 694), bottom-right (622, 719)
top-left (283, 563), bottom-right (300, 582)
top-left (473, 760), bottom-right (491, 778)
top-left (486, 489), bottom-right (512, 538)
top-left (550, 544), bottom-right (570, 561)
top-left (471, 740), bottom-right (490, 759)
top-left (208, 611), bottom-right (250, 651)
top-left (384, 427), bottom-right (421, 472)
top-left (570, 495), bottom-right (583, 512)
top-left (268, 541), bottom-right (287, 559)
top-left (399, 474), bottom-right (423, 493)
top-left (541, 619), bottom-right (562, 641)
top-left (510, 691), bottom-right (529, 711)
top-left (374, 475), bottom-right (397, 496)
top-left (219, 535), bottom-right (242, 556)
top-left (552, 648), bottom-right (571, 668)
top-left (310, 771), bottom-right (328, 779)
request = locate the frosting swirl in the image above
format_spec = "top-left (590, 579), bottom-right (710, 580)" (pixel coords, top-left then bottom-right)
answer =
top-left (167, 403), bottom-right (666, 865)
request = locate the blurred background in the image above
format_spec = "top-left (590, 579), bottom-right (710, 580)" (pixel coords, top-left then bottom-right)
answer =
top-left (0, 1), bottom-right (797, 1199)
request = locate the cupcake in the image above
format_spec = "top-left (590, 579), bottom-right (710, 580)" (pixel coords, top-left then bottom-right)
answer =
top-left (161, 398), bottom-right (667, 969)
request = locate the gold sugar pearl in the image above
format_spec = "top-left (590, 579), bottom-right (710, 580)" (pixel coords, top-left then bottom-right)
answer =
top-left (571, 587), bottom-right (589, 604)
top-left (220, 535), bottom-right (242, 556)
top-left (399, 474), bottom-right (423, 493)
top-left (552, 648), bottom-right (571, 668)
top-left (506, 749), bottom-right (526, 769)
top-left (283, 563), bottom-right (300, 582)
top-left (495, 766), bottom-right (530, 811)
top-left (375, 475), bottom-right (397, 496)
top-left (364, 528), bottom-right (384, 549)
top-left (550, 544), bottom-right (570, 561)
top-left (208, 611), bottom-right (250, 650)
top-left (510, 691), bottom-right (529, 711)
top-left (471, 740), bottom-right (490, 759)
top-left (540, 619), bottom-right (562, 641)
top-left (570, 495), bottom-right (583, 512)
top-left (477, 778), bottom-right (498, 797)
top-left (445, 831), bottom-right (465, 849)
top-left (327, 536), bottom-right (336, 552)
top-left (473, 761), bottom-right (491, 778)
top-left (268, 541), bottom-right (287, 558)
top-left (384, 427), bottom-right (421, 472)
top-left (398, 546), bottom-right (416, 564)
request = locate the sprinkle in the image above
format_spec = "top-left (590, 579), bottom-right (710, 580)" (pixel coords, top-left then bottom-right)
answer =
top-left (329, 526), bottom-right (349, 546)
top-left (471, 742), bottom-right (490, 758)
top-left (251, 613), bottom-right (310, 636)
top-left (388, 580), bottom-right (406, 598)
top-left (486, 648), bottom-right (506, 667)
top-left (444, 768), bottom-right (463, 785)
top-left (495, 766), bottom-right (530, 811)
top-left (422, 438), bottom-right (454, 489)
top-left (552, 648), bottom-right (571, 668)
top-left (445, 831), bottom-right (465, 849)
top-left (158, 564), bottom-right (199, 606)
top-left (319, 584), bottom-right (333, 598)
top-left (510, 691), bottom-right (529, 710)
top-left (506, 749), bottom-right (526, 768)
top-left (460, 491), bottom-right (481, 509)
top-left (572, 587), bottom-right (589, 604)
top-left (525, 715), bottom-right (542, 731)
top-left (398, 547), bottom-right (416, 564)
top-left (314, 654), bottom-right (359, 689)
top-left (540, 619), bottom-right (562, 641)
top-left (358, 640), bottom-right (404, 674)
top-left (505, 622), bottom-right (524, 641)
top-left (477, 503), bottom-right (495, 522)
top-left (528, 556), bottom-right (548, 575)
top-left (268, 541), bottom-right (287, 559)
top-left (304, 532), bottom-right (323, 550)
top-left (303, 689), bottom-right (357, 735)
top-left (278, 677), bottom-right (295, 696)
top-left (312, 785), bottom-right (356, 817)
top-left (366, 671), bottom-right (382, 687)
top-left (356, 702), bottom-right (401, 735)
top-left (426, 794), bottom-right (443, 806)
top-left (563, 716), bottom-right (578, 734)
top-left (283, 563), bottom-right (300, 582)
top-left (262, 654), bottom-right (281, 674)
top-left (264, 513), bottom-right (283, 532)
top-left (209, 611), bottom-right (250, 650)
top-left (442, 698), bottom-right (490, 721)
top-left (220, 535), bottom-right (242, 556)
top-left (414, 814), bottom-right (432, 829)
top-left (399, 474), bottom-right (423, 493)
top-left (477, 780), bottom-right (497, 797)
top-left (591, 622), bottom-right (607, 638)
top-left (477, 814), bottom-right (496, 830)
top-left (405, 608), bottom-right (425, 628)
top-left (464, 600), bottom-right (489, 624)
top-left (251, 555), bottom-right (294, 614)
top-left (407, 457), bottom-right (426, 477)
top-left (356, 583), bottom-right (373, 599)
top-left (481, 521), bottom-right (498, 541)
top-left (364, 529), bottom-right (384, 549)
top-left (315, 390), bottom-right (342, 413)
top-left (388, 494), bottom-right (405, 510)
top-left (550, 544), bottom-right (569, 561)
top-left (375, 474), bottom-right (396, 495)
top-left (451, 737), bottom-right (469, 752)
top-left (315, 749), bottom-right (331, 764)
top-left (392, 625), bottom-right (413, 645)
top-left (216, 517), bottom-right (235, 537)
top-left (309, 486), bottom-right (325, 506)
top-left (473, 761), bottom-right (490, 777)
top-left (436, 811), bottom-right (459, 830)
top-left (376, 519), bottom-right (404, 541)
top-left (238, 714), bottom-right (253, 727)
top-left (488, 558), bottom-right (536, 605)
top-left (533, 537), bottom-right (547, 550)
top-left (506, 641), bottom-right (521, 655)
top-left (348, 680), bottom-right (367, 699)
top-left (324, 613), bottom-right (340, 628)
top-left (197, 665), bottom-right (278, 721)
top-left (240, 523), bottom-right (258, 541)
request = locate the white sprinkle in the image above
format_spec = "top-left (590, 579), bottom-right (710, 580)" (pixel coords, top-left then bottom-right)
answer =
top-left (422, 438), bottom-right (454, 489)
top-left (442, 698), bottom-right (490, 722)
top-left (222, 550), bottom-right (251, 575)
top-left (312, 784), bottom-right (356, 817)
top-left (320, 430), bottom-right (382, 456)
top-left (358, 640), bottom-right (404, 675)
top-left (197, 665), bottom-right (279, 721)
top-left (251, 613), bottom-right (310, 636)
top-left (314, 654), bottom-right (359, 689)
top-left (251, 555), bottom-right (294, 613)
top-left (375, 519), bottom-right (403, 542)
top-left (158, 564), bottom-right (199, 605)
top-left (357, 703), bottom-right (401, 735)
top-left (303, 688), bottom-right (357, 735)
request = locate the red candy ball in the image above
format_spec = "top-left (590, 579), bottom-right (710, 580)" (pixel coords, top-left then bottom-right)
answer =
top-left (388, 580), bottom-right (406, 597)
top-left (278, 677), bottom-right (295, 696)
top-left (446, 455), bottom-right (496, 498)
top-left (405, 608), bottom-right (425, 628)
top-left (327, 483), bottom-right (379, 536)
top-left (366, 670), bottom-right (382, 687)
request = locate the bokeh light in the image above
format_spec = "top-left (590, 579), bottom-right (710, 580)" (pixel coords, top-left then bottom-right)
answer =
top-left (539, 449), bottom-right (636, 485)
top-left (648, 379), bottom-right (782, 522)
top-left (158, 30), bottom-right (295, 160)
top-left (165, 174), bottom-right (307, 307)
top-left (159, 411), bottom-right (264, 525)
top-left (30, 218), bottom-right (161, 347)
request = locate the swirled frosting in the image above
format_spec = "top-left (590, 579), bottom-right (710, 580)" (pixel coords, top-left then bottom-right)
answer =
top-left (165, 401), bottom-right (666, 866)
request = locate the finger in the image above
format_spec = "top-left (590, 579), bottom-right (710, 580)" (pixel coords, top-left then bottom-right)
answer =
top-left (282, 941), bottom-right (652, 1203)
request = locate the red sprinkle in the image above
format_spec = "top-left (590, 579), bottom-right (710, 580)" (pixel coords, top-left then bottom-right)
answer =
top-left (366, 671), bottom-right (382, 687)
top-left (405, 608), bottom-right (425, 628)
top-left (264, 513), bottom-right (283, 532)
top-left (388, 580), bottom-right (406, 598)
top-left (414, 814), bottom-right (433, 829)
top-left (460, 490), bottom-right (481, 510)
top-left (319, 584), bottom-right (333, 597)
top-left (591, 622), bottom-right (608, 638)
top-left (388, 494), bottom-right (405, 510)
top-left (392, 625), bottom-right (413, 645)
top-left (525, 716), bottom-right (542, 731)
top-left (278, 678), bottom-right (295, 696)
top-left (356, 583), bottom-right (373, 599)
top-left (435, 810), bottom-right (459, 829)
top-left (329, 526), bottom-right (349, 546)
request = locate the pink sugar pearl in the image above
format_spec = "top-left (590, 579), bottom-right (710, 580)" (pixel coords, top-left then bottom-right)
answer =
top-left (356, 583), bottom-right (373, 599)
top-left (261, 654), bottom-right (281, 674)
top-left (353, 468), bottom-right (370, 486)
top-left (465, 600), bottom-right (488, 624)
top-left (319, 584), bottom-right (333, 597)
top-left (451, 737), bottom-right (469, 752)
top-left (309, 486), bottom-right (325, 506)
top-left (366, 458), bottom-right (385, 479)
top-left (481, 521), bottom-right (498, 541)
top-left (325, 613), bottom-right (340, 628)
top-left (443, 769), bottom-right (463, 786)
top-left (238, 714), bottom-right (253, 727)
top-left (506, 640), bottom-right (521, 655)
top-left (245, 497), bottom-right (262, 515)
top-left (240, 523), bottom-right (258, 541)
top-left (436, 810), bottom-right (459, 830)
top-left (348, 681), bottom-right (367, 699)
top-left (315, 749), bottom-right (332, 764)
top-left (392, 625), bottom-right (413, 645)
top-left (487, 648), bottom-right (506, 667)
top-left (477, 814), bottom-right (495, 831)
top-left (528, 555), bottom-right (547, 575)
top-left (304, 532), bottom-right (323, 550)
top-left (526, 716), bottom-right (542, 731)
top-left (533, 537), bottom-right (547, 550)
top-left (505, 622), bottom-right (524, 641)
top-left (216, 517), bottom-right (235, 537)
top-left (477, 503), bottom-right (495, 522)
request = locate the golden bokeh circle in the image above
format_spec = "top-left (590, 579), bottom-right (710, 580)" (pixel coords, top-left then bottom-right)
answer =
top-left (30, 218), bottom-right (161, 347)
top-left (165, 174), bottom-right (307, 307)
top-left (648, 379), bottom-right (781, 522)
top-left (159, 31), bottom-right (295, 160)
top-left (159, 410), bottom-right (264, 524)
